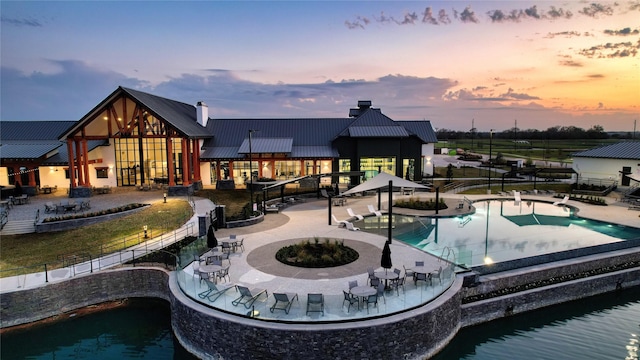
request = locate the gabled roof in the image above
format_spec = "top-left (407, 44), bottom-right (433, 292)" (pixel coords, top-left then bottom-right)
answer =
top-left (348, 126), bottom-right (409, 137)
top-left (121, 87), bottom-right (210, 138)
top-left (572, 142), bottom-right (640, 160)
top-left (399, 120), bottom-right (438, 143)
top-left (0, 141), bottom-right (63, 160)
top-left (238, 138), bottom-right (293, 154)
top-left (59, 87), bottom-right (210, 140)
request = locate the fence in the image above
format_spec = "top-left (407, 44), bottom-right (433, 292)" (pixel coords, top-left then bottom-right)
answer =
top-left (0, 222), bottom-right (196, 290)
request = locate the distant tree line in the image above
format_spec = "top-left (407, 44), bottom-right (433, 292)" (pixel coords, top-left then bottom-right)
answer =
top-left (436, 124), bottom-right (636, 141)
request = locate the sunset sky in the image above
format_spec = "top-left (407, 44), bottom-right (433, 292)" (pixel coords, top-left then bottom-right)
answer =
top-left (1, 1), bottom-right (638, 132)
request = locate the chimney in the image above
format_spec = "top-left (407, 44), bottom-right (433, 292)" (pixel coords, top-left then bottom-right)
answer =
top-left (357, 100), bottom-right (372, 110)
top-left (196, 101), bottom-right (209, 127)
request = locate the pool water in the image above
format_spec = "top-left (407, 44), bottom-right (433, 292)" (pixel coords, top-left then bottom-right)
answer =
top-left (366, 200), bottom-right (640, 267)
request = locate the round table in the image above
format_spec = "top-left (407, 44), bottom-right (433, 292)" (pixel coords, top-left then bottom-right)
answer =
top-left (199, 264), bottom-right (223, 281)
top-left (374, 271), bottom-right (399, 290)
top-left (350, 285), bottom-right (376, 300)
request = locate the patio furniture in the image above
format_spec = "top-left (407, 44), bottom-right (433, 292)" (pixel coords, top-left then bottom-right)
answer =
top-left (331, 214), bottom-right (348, 228)
top-left (553, 195), bottom-right (569, 206)
top-left (44, 202), bottom-right (57, 213)
top-left (345, 222), bottom-right (360, 231)
top-left (198, 279), bottom-right (235, 303)
top-left (306, 293), bottom-right (324, 316)
top-left (390, 275), bottom-right (405, 295)
top-left (216, 266), bottom-right (230, 283)
top-left (376, 282), bottom-right (386, 304)
top-left (270, 292), bottom-right (299, 314)
top-left (403, 265), bottom-right (415, 281)
top-left (367, 204), bottom-right (382, 217)
top-left (367, 267), bottom-right (376, 285)
top-left (364, 293), bottom-right (378, 314)
top-left (221, 242), bottom-right (232, 254)
top-left (415, 272), bottom-right (429, 286)
top-left (233, 238), bottom-right (245, 252)
top-left (348, 280), bottom-right (358, 290)
top-left (342, 290), bottom-right (359, 312)
top-left (232, 285), bottom-right (267, 309)
top-left (346, 208), bottom-right (364, 221)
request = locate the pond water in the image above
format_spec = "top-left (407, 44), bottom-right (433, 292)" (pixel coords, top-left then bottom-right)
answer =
top-left (0, 299), bottom-right (196, 360)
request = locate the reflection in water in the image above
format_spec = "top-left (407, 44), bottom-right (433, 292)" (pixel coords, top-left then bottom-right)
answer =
top-left (432, 287), bottom-right (640, 360)
top-left (0, 299), bottom-right (196, 360)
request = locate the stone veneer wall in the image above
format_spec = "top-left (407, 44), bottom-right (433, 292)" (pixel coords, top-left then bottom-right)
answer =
top-left (0, 267), bottom-right (169, 328)
top-left (168, 274), bottom-right (464, 360)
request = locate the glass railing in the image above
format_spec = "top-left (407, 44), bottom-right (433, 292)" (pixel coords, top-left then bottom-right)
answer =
top-left (175, 236), bottom-right (456, 322)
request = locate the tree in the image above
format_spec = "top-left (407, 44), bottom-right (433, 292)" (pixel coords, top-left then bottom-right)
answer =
top-left (446, 164), bottom-right (454, 183)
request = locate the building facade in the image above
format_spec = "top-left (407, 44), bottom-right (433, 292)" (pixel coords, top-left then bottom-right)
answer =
top-left (1, 87), bottom-right (437, 194)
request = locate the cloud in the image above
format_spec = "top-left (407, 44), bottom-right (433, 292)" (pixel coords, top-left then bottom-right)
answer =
top-left (579, 3), bottom-right (614, 17)
top-left (559, 59), bottom-right (583, 67)
top-left (395, 11), bottom-right (419, 25)
top-left (603, 27), bottom-right (640, 35)
top-left (578, 40), bottom-right (640, 58)
top-left (0, 16), bottom-right (42, 27)
top-left (421, 7), bottom-right (438, 25)
top-left (344, 16), bottom-right (370, 30)
top-left (0, 60), bottom-right (146, 120)
top-left (458, 6), bottom-right (479, 23)
top-left (544, 31), bottom-right (583, 39)
top-left (443, 86), bottom-right (539, 102)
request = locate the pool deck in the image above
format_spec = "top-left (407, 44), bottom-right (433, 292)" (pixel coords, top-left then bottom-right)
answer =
top-left (1, 187), bottom-right (638, 300)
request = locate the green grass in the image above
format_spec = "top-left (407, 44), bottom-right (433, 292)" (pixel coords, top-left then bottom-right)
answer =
top-left (0, 199), bottom-right (192, 276)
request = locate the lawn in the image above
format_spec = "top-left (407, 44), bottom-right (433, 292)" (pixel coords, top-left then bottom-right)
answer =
top-left (0, 199), bottom-right (192, 276)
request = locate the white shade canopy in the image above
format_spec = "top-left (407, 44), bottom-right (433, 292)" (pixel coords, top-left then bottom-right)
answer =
top-left (341, 172), bottom-right (430, 196)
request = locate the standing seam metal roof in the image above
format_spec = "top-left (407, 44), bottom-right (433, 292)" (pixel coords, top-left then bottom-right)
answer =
top-left (571, 142), bottom-right (640, 160)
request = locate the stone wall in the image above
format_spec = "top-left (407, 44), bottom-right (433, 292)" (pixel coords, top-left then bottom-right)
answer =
top-left (169, 274), bottom-right (464, 360)
top-left (0, 267), bottom-right (169, 328)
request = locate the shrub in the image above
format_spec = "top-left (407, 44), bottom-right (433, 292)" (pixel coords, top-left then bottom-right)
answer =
top-left (42, 203), bottom-right (147, 223)
top-left (275, 238), bottom-right (359, 268)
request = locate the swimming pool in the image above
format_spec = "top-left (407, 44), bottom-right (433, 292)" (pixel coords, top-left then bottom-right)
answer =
top-left (363, 199), bottom-right (640, 268)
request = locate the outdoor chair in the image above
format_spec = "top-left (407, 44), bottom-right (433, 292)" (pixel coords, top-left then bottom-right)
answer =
top-left (232, 285), bottom-right (268, 309)
top-left (234, 238), bottom-right (245, 252)
top-left (306, 293), bottom-right (324, 316)
top-left (270, 292), bottom-right (299, 314)
top-left (346, 208), bottom-right (364, 221)
top-left (365, 293), bottom-right (378, 314)
top-left (391, 275), bottom-right (405, 295)
top-left (367, 267), bottom-right (376, 285)
top-left (221, 242), bottom-right (232, 254)
top-left (211, 258), bottom-right (223, 267)
top-left (216, 266), bottom-right (230, 283)
top-left (345, 222), bottom-right (360, 231)
top-left (367, 204), bottom-right (382, 217)
top-left (331, 214), bottom-right (348, 228)
top-left (404, 265), bottom-right (415, 281)
top-left (348, 280), bottom-right (358, 289)
top-left (393, 268), bottom-right (401, 278)
top-left (370, 277), bottom-right (381, 288)
top-left (320, 189), bottom-right (330, 198)
top-left (198, 279), bottom-right (234, 303)
top-left (376, 282), bottom-right (386, 304)
top-left (343, 290), bottom-right (359, 312)
top-left (415, 272), bottom-right (429, 286)
top-left (431, 266), bottom-right (443, 285)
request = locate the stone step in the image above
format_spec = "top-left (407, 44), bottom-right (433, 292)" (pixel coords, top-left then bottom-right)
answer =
top-left (0, 220), bottom-right (35, 236)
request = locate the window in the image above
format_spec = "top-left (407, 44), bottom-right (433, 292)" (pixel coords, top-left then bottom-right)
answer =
top-left (64, 168), bottom-right (79, 179)
top-left (96, 167), bottom-right (109, 179)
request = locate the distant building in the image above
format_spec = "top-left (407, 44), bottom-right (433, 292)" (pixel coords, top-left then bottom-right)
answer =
top-left (571, 142), bottom-right (640, 186)
top-left (1, 87), bottom-right (437, 195)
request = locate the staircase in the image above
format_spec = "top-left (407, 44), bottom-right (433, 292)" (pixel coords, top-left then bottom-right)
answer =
top-left (0, 220), bottom-right (36, 235)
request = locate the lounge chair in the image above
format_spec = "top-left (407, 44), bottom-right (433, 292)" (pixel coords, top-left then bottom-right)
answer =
top-left (306, 293), bottom-right (324, 316)
top-left (270, 292), bottom-right (299, 314)
top-left (513, 191), bottom-right (522, 204)
top-left (345, 222), bottom-right (360, 231)
top-left (331, 214), bottom-right (349, 228)
top-left (367, 205), bottom-right (382, 217)
top-left (346, 208), bottom-right (364, 221)
top-left (553, 195), bottom-right (569, 206)
top-left (198, 279), bottom-right (234, 302)
top-left (232, 285), bottom-right (268, 309)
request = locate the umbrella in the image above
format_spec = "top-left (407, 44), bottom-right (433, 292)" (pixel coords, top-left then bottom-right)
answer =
top-left (381, 240), bottom-right (392, 273)
top-left (207, 224), bottom-right (218, 248)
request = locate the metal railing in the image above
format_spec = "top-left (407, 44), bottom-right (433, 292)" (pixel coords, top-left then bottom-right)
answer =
top-left (0, 222), bottom-right (195, 290)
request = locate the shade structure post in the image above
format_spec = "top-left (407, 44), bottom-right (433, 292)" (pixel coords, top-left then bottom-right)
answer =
top-left (388, 180), bottom-right (393, 244)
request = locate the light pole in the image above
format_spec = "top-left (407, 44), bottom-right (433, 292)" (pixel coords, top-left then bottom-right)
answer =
top-left (248, 129), bottom-right (256, 215)
top-left (488, 129), bottom-right (494, 193)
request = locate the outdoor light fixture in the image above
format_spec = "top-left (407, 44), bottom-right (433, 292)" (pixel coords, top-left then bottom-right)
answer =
top-left (144, 225), bottom-right (148, 239)
top-left (163, 192), bottom-right (167, 203)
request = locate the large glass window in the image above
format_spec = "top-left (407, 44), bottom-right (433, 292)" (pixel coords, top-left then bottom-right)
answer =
top-left (402, 159), bottom-right (415, 180)
top-left (114, 138), bottom-right (171, 186)
top-left (338, 159), bottom-right (350, 184)
top-left (274, 160), bottom-right (301, 180)
top-left (233, 161), bottom-right (258, 184)
top-left (360, 157), bottom-right (395, 180)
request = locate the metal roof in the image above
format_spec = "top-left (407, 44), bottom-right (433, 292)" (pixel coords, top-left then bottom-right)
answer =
top-left (1, 121), bottom-right (76, 141)
top-left (571, 141), bottom-right (640, 160)
top-left (399, 120), bottom-right (438, 143)
top-left (121, 87), bottom-right (211, 138)
top-left (199, 146), bottom-right (243, 160)
top-left (348, 126), bottom-right (409, 137)
top-left (290, 146), bottom-right (338, 158)
top-left (238, 138), bottom-right (293, 154)
top-left (0, 141), bottom-right (63, 159)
